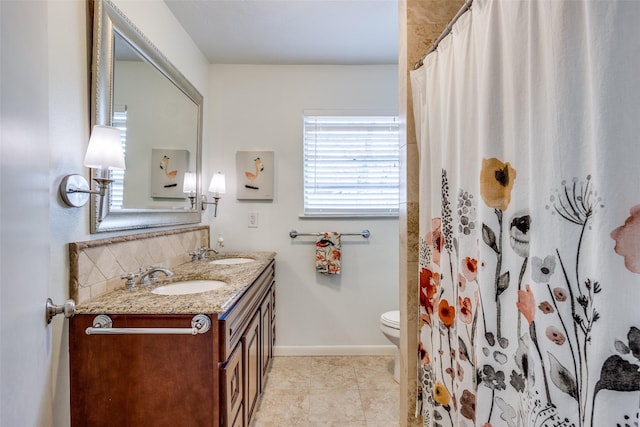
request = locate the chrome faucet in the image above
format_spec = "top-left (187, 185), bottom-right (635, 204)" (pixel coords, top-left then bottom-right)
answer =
top-left (121, 272), bottom-right (138, 291)
top-left (189, 247), bottom-right (218, 261)
top-left (201, 247), bottom-right (219, 257)
top-left (139, 266), bottom-right (174, 285)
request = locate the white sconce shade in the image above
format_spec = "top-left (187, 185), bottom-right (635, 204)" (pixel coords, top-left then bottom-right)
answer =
top-left (183, 171), bottom-right (197, 209)
top-left (182, 172), bottom-right (197, 194)
top-left (83, 125), bottom-right (126, 170)
top-left (208, 172), bottom-right (226, 195)
top-left (59, 125), bottom-right (125, 222)
top-left (202, 172), bottom-right (225, 216)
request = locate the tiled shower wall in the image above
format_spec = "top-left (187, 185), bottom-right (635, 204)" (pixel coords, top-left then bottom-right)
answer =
top-left (398, 1), bottom-right (464, 425)
top-left (69, 226), bottom-right (209, 304)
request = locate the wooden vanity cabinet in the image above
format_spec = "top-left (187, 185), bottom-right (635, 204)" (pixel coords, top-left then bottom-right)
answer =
top-left (218, 260), bottom-right (275, 426)
top-left (69, 314), bottom-right (221, 427)
top-left (69, 260), bottom-right (275, 427)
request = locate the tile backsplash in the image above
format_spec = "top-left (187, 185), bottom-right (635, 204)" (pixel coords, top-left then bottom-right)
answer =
top-left (69, 226), bottom-right (209, 304)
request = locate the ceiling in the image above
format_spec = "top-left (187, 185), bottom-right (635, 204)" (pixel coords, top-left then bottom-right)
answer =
top-left (164, 0), bottom-right (399, 65)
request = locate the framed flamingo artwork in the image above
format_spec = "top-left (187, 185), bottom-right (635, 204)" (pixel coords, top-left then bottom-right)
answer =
top-left (150, 148), bottom-right (189, 199)
top-left (236, 151), bottom-right (274, 200)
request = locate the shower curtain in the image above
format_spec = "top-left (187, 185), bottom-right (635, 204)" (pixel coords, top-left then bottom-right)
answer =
top-left (410, 1), bottom-right (640, 426)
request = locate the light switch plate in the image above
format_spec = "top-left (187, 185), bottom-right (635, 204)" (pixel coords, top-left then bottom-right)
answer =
top-left (248, 211), bottom-right (259, 228)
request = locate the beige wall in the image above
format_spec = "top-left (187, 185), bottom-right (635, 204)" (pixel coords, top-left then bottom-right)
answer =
top-left (398, 1), bottom-right (464, 425)
top-left (207, 64), bottom-right (400, 352)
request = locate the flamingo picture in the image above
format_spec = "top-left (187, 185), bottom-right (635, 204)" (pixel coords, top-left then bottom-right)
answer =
top-left (159, 155), bottom-right (178, 188)
top-left (244, 157), bottom-right (264, 190)
top-left (160, 155), bottom-right (178, 179)
top-left (236, 151), bottom-right (273, 200)
top-left (151, 149), bottom-right (189, 197)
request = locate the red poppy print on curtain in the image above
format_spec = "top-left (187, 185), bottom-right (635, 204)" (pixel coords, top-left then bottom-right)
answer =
top-left (611, 204), bottom-right (640, 273)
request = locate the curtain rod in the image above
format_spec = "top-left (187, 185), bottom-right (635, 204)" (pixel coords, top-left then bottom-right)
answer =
top-left (413, 0), bottom-right (473, 70)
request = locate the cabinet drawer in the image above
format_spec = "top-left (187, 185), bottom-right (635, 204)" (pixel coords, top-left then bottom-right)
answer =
top-left (219, 261), bottom-right (275, 360)
top-left (222, 344), bottom-right (243, 427)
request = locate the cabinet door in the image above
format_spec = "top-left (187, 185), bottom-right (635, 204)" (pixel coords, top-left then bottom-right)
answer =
top-left (70, 314), bottom-right (217, 427)
top-left (271, 285), bottom-right (276, 351)
top-left (229, 404), bottom-right (243, 427)
top-left (243, 313), bottom-right (261, 425)
top-left (260, 292), bottom-right (272, 389)
top-left (222, 343), bottom-right (243, 427)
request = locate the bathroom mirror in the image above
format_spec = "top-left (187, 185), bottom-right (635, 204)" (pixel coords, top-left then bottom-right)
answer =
top-left (89, 0), bottom-right (202, 233)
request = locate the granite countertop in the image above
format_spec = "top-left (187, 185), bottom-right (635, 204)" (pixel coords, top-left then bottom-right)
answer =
top-left (75, 251), bottom-right (276, 315)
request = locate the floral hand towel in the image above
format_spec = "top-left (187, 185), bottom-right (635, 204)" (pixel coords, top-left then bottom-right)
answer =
top-left (315, 232), bottom-right (341, 274)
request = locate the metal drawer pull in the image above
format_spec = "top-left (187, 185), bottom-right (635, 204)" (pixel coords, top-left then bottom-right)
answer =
top-left (85, 314), bottom-right (211, 335)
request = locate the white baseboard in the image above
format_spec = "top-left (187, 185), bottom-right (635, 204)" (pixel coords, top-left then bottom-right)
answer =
top-left (273, 345), bottom-right (396, 357)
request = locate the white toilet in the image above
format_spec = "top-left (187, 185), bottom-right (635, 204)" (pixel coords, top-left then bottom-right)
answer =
top-left (379, 310), bottom-right (400, 383)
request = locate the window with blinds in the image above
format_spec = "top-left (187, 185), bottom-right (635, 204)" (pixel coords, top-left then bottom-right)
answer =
top-left (303, 114), bottom-right (400, 216)
top-left (110, 106), bottom-right (127, 209)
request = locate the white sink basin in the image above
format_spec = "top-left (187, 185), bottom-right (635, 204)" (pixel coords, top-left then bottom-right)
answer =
top-left (209, 257), bottom-right (255, 265)
top-left (152, 280), bottom-right (227, 295)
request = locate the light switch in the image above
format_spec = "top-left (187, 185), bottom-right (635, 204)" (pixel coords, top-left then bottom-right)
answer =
top-left (248, 211), bottom-right (259, 228)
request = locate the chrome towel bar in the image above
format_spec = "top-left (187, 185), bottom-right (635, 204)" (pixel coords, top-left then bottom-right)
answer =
top-left (289, 229), bottom-right (370, 239)
top-left (85, 314), bottom-right (211, 336)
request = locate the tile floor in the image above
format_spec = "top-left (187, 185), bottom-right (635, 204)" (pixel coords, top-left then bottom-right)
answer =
top-left (252, 356), bottom-right (400, 427)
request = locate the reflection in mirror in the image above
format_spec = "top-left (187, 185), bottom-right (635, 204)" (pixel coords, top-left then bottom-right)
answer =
top-left (112, 32), bottom-right (198, 210)
top-left (90, 0), bottom-right (203, 233)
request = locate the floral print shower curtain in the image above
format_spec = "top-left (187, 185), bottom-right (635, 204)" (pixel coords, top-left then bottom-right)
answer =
top-left (410, 1), bottom-right (640, 426)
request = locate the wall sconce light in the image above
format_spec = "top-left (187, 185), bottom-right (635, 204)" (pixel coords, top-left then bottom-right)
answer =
top-left (201, 172), bottom-right (226, 217)
top-left (59, 125), bottom-right (125, 221)
top-left (182, 171), bottom-right (197, 209)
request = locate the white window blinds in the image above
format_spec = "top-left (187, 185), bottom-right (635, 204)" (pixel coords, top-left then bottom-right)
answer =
top-left (303, 115), bottom-right (400, 216)
top-left (110, 106), bottom-right (127, 209)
